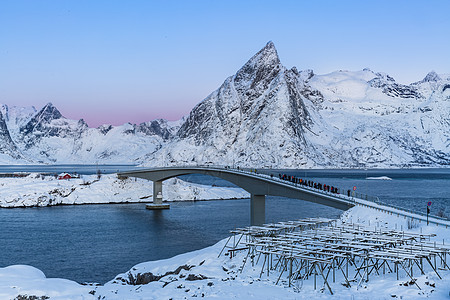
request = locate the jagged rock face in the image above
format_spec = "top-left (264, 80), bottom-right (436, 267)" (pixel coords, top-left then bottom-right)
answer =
top-left (422, 71), bottom-right (441, 83)
top-left (137, 120), bottom-right (174, 140)
top-left (17, 103), bottom-right (89, 154)
top-left (98, 124), bottom-right (113, 135)
top-left (178, 42), bottom-right (284, 140)
top-left (20, 103), bottom-right (63, 136)
top-left (174, 42), bottom-right (314, 166)
top-left (413, 71), bottom-right (442, 84)
top-left (0, 111), bottom-right (22, 160)
top-left (368, 73), bottom-right (421, 99)
top-left (233, 41), bottom-right (282, 105)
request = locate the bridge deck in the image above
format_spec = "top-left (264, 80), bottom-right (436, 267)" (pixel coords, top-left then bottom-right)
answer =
top-left (118, 166), bottom-right (450, 228)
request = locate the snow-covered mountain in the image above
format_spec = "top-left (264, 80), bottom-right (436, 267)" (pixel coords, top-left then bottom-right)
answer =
top-left (0, 103), bottom-right (175, 164)
top-left (1, 42), bottom-right (449, 167)
top-left (143, 42), bottom-right (450, 168)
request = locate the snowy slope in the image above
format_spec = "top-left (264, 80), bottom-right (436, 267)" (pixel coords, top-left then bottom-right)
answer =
top-left (306, 69), bottom-right (450, 167)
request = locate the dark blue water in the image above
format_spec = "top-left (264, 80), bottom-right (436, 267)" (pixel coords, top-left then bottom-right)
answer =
top-left (0, 199), bottom-right (341, 284)
top-left (0, 168), bottom-right (448, 284)
top-left (262, 168), bottom-right (450, 217)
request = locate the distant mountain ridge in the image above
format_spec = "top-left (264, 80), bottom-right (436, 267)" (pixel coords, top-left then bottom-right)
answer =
top-left (1, 42), bottom-right (449, 167)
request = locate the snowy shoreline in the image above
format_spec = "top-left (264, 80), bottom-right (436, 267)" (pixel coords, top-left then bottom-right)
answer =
top-left (0, 173), bottom-right (249, 208)
top-left (0, 195), bottom-right (250, 209)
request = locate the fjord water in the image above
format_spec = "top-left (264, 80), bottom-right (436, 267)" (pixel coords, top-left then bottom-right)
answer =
top-left (0, 168), bottom-right (448, 284)
top-left (273, 168), bottom-right (450, 215)
top-left (0, 199), bottom-right (341, 284)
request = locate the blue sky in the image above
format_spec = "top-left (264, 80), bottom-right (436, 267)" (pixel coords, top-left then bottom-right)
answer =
top-left (1, 0), bottom-right (449, 127)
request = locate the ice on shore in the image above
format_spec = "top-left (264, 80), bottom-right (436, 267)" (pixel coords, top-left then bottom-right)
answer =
top-left (366, 176), bottom-right (393, 180)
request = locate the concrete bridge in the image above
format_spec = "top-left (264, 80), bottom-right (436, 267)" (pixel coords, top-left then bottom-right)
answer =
top-left (118, 165), bottom-right (450, 228)
top-left (118, 166), bottom-right (355, 225)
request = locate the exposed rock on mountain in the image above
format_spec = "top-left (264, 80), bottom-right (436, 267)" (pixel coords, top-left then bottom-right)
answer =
top-left (20, 103), bottom-right (63, 136)
top-left (137, 119), bottom-right (176, 140)
top-left (0, 111), bottom-right (22, 160)
top-left (414, 71), bottom-right (441, 84)
top-left (172, 42), bottom-right (314, 166)
top-left (368, 73), bottom-right (421, 99)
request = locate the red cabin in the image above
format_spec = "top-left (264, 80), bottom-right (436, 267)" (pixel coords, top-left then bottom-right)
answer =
top-left (58, 173), bottom-right (73, 180)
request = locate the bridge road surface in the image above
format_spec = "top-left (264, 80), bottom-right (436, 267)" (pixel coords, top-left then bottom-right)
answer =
top-left (118, 166), bottom-right (450, 227)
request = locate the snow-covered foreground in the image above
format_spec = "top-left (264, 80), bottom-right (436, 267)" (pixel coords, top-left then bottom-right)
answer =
top-left (0, 173), bottom-right (249, 207)
top-left (1, 205), bottom-right (449, 299)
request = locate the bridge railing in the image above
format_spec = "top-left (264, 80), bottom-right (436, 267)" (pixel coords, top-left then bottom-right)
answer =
top-left (372, 200), bottom-right (449, 221)
top-left (205, 165), bottom-right (450, 221)
top-left (152, 165), bottom-right (449, 222)
top-left (224, 166), bottom-right (358, 205)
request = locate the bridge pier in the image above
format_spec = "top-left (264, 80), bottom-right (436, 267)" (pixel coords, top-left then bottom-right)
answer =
top-left (153, 181), bottom-right (162, 204)
top-left (250, 194), bottom-right (265, 226)
top-left (146, 180), bottom-right (169, 210)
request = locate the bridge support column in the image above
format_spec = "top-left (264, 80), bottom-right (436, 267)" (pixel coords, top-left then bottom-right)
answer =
top-left (250, 194), bottom-right (265, 226)
top-left (146, 180), bottom-right (169, 210)
top-left (153, 181), bottom-right (163, 204)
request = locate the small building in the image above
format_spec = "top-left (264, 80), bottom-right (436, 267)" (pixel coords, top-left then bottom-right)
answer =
top-left (57, 173), bottom-right (80, 180)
